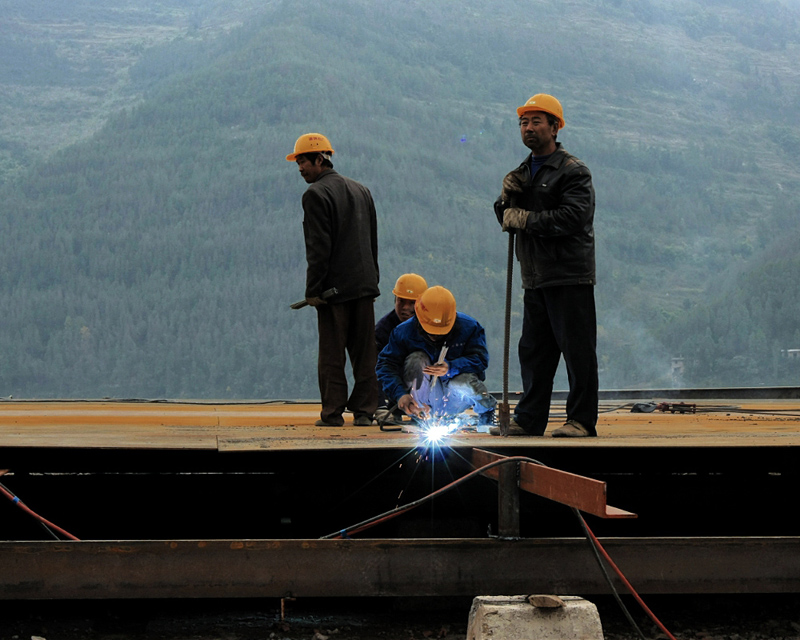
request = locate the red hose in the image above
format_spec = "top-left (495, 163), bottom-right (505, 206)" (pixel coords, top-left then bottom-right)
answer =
top-left (0, 477), bottom-right (80, 541)
top-left (582, 519), bottom-right (677, 640)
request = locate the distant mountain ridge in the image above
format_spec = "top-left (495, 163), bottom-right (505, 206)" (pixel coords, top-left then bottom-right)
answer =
top-left (1, 0), bottom-right (799, 398)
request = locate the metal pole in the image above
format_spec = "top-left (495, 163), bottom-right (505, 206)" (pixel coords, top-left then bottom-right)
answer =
top-left (497, 461), bottom-right (520, 538)
top-left (498, 231), bottom-right (515, 436)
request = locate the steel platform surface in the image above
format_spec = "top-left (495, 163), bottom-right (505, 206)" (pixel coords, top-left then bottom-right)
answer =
top-left (0, 397), bottom-right (799, 451)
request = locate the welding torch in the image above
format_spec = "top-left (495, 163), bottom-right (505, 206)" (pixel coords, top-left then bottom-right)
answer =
top-left (290, 287), bottom-right (338, 309)
top-left (399, 388), bottom-right (429, 420)
top-left (427, 346), bottom-right (449, 390)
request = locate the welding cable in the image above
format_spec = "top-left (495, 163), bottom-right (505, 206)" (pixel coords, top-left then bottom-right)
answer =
top-left (323, 455), bottom-right (549, 538)
top-left (0, 480), bottom-right (80, 541)
top-left (698, 406), bottom-right (800, 417)
top-left (571, 507), bottom-right (647, 640)
top-left (377, 403), bottom-right (403, 432)
top-left (320, 455), bottom-right (541, 539)
top-left (0, 397), bottom-right (312, 405)
top-left (321, 455), bottom-right (676, 640)
top-left (0, 479), bottom-right (62, 541)
top-left (572, 508), bottom-right (677, 640)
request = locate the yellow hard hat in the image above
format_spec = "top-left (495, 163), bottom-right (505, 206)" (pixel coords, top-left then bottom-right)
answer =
top-left (415, 286), bottom-right (456, 335)
top-left (516, 94), bottom-right (565, 129)
top-left (392, 273), bottom-right (428, 300)
top-left (286, 133), bottom-right (335, 162)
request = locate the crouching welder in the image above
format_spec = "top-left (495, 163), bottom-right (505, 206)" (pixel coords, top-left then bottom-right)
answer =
top-left (376, 286), bottom-right (497, 427)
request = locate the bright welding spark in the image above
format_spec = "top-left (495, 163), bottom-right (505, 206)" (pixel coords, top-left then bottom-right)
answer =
top-left (418, 415), bottom-right (466, 447)
top-left (423, 423), bottom-right (457, 445)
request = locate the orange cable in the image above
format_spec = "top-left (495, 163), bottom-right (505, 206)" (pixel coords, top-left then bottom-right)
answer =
top-left (0, 481), bottom-right (80, 541)
top-left (582, 519), bottom-right (676, 640)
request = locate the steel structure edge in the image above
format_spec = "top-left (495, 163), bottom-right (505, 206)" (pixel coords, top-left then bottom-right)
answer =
top-left (3, 537), bottom-right (799, 599)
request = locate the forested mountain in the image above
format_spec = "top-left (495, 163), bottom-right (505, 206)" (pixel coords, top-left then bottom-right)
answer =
top-left (1, 0), bottom-right (800, 399)
top-left (0, 0), bottom-right (259, 181)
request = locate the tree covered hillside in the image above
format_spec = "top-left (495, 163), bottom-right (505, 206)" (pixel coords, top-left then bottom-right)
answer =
top-left (1, 0), bottom-right (800, 399)
top-left (0, 0), bottom-right (261, 181)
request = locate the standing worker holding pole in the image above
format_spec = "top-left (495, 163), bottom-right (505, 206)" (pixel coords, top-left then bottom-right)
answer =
top-left (493, 94), bottom-right (599, 437)
top-left (288, 133), bottom-right (380, 427)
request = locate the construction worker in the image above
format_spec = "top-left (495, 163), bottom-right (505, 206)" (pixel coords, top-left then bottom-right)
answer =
top-left (288, 133), bottom-right (380, 427)
top-left (493, 94), bottom-right (598, 437)
top-left (376, 286), bottom-right (497, 426)
top-left (375, 273), bottom-right (428, 354)
top-left (374, 273), bottom-right (428, 424)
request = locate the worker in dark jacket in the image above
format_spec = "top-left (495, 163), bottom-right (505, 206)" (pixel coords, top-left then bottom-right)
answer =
top-left (494, 94), bottom-right (598, 438)
top-left (374, 273), bottom-right (428, 425)
top-left (288, 132), bottom-right (380, 427)
top-left (375, 273), bottom-right (428, 354)
top-left (376, 286), bottom-right (496, 426)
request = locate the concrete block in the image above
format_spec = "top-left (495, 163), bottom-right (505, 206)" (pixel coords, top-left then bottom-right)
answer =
top-left (467, 595), bottom-right (604, 640)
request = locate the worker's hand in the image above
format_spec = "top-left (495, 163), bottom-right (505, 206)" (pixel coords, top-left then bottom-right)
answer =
top-left (398, 394), bottom-right (429, 419)
top-left (502, 207), bottom-right (530, 232)
top-left (502, 172), bottom-right (525, 197)
top-left (306, 296), bottom-right (326, 307)
top-left (423, 362), bottom-right (449, 377)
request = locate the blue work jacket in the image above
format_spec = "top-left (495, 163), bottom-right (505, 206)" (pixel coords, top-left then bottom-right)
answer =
top-left (376, 312), bottom-right (489, 404)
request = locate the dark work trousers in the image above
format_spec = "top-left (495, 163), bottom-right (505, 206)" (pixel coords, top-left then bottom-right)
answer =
top-left (515, 285), bottom-right (598, 436)
top-left (316, 296), bottom-right (380, 424)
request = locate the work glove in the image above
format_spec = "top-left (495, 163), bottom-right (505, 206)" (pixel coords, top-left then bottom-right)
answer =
top-left (493, 198), bottom-right (508, 225)
top-left (306, 296), bottom-right (326, 307)
top-left (502, 172), bottom-right (525, 197)
top-left (502, 207), bottom-right (530, 232)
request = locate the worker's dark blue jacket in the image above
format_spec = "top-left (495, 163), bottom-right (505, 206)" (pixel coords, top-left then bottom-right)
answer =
top-left (374, 309), bottom-right (402, 354)
top-left (376, 312), bottom-right (489, 405)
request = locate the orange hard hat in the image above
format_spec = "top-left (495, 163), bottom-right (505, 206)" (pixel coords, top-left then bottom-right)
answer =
top-left (392, 273), bottom-right (428, 300)
top-left (415, 286), bottom-right (456, 335)
top-left (516, 94), bottom-right (565, 129)
top-left (286, 133), bottom-right (335, 162)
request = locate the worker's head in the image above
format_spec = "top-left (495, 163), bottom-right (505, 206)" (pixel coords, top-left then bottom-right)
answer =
top-left (415, 286), bottom-right (456, 337)
top-left (516, 94), bottom-right (564, 154)
top-left (392, 273), bottom-right (428, 323)
top-left (287, 133), bottom-right (335, 183)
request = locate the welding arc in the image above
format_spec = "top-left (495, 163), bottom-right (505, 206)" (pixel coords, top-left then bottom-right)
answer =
top-left (0, 479), bottom-right (80, 541)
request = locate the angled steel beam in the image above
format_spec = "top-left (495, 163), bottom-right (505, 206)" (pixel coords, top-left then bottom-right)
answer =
top-left (472, 448), bottom-right (636, 519)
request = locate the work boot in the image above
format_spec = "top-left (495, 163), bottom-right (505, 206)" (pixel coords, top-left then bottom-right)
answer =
top-left (551, 419), bottom-right (592, 437)
top-left (353, 414), bottom-right (373, 426)
top-left (489, 417), bottom-right (538, 436)
top-left (315, 418), bottom-right (344, 427)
